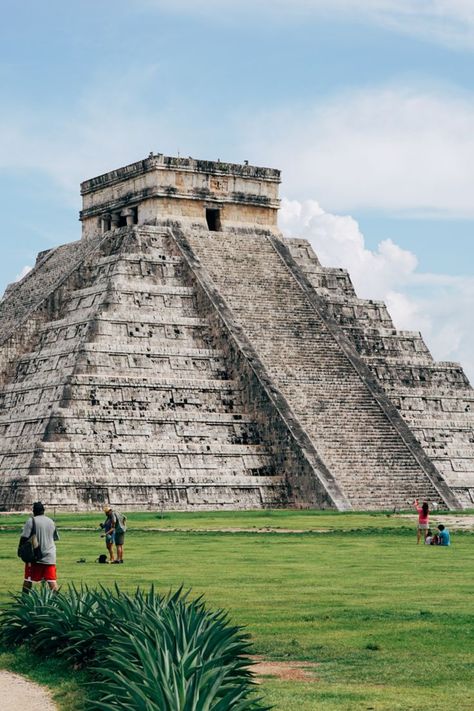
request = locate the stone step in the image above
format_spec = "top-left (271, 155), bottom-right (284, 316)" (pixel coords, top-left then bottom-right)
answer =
top-left (38, 312), bottom-right (208, 333)
top-left (402, 413), bottom-right (474, 428)
top-left (65, 281), bottom-right (196, 301)
top-left (94, 252), bottom-right (183, 266)
top-left (0, 411), bottom-right (263, 451)
top-left (15, 342), bottom-right (224, 364)
top-left (0, 438), bottom-right (271, 456)
top-left (0, 373), bottom-right (241, 396)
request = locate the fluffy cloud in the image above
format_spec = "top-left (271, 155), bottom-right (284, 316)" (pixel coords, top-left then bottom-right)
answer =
top-left (279, 198), bottom-right (474, 383)
top-left (245, 86), bottom-right (474, 217)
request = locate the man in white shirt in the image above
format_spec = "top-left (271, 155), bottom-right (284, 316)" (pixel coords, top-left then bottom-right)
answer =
top-left (18, 502), bottom-right (59, 592)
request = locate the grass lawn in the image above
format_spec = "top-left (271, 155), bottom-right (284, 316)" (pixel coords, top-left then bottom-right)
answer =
top-left (0, 510), bottom-right (473, 710)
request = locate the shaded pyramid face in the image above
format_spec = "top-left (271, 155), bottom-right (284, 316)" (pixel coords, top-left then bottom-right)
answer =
top-left (0, 228), bottom-right (288, 510)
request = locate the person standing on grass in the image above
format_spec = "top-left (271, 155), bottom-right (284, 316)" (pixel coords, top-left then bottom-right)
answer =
top-left (414, 499), bottom-right (430, 544)
top-left (104, 506), bottom-right (127, 564)
top-left (101, 507), bottom-right (115, 562)
top-left (18, 501), bottom-right (59, 593)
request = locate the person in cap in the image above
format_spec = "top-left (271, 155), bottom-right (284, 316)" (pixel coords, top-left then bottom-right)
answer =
top-left (18, 502), bottom-right (59, 592)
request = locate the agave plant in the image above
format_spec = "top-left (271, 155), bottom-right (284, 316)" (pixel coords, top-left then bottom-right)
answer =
top-left (0, 584), bottom-right (270, 711)
top-left (0, 585), bottom-right (55, 647)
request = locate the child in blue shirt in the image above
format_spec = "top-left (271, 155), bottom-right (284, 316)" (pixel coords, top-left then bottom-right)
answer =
top-left (437, 524), bottom-right (450, 546)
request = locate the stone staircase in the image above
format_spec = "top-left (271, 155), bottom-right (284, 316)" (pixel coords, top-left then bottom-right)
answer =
top-left (177, 225), bottom-right (455, 510)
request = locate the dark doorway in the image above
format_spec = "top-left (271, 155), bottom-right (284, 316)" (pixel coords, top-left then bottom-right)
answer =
top-left (206, 208), bottom-right (221, 231)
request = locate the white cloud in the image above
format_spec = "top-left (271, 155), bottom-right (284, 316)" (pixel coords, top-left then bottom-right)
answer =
top-left (143, 1), bottom-right (474, 49)
top-left (279, 197), bottom-right (418, 295)
top-left (280, 197), bottom-right (474, 384)
top-left (245, 86), bottom-right (474, 217)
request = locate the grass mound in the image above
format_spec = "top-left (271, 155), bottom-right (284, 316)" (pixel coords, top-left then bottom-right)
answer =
top-left (0, 585), bottom-right (268, 711)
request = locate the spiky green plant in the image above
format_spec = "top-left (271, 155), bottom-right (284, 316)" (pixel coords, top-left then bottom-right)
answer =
top-left (0, 585), bottom-right (270, 710)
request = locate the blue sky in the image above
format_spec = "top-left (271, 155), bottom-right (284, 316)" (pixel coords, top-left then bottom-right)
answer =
top-left (0, 1), bottom-right (473, 379)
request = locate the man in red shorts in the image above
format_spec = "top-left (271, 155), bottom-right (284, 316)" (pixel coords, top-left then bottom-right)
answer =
top-left (18, 501), bottom-right (60, 592)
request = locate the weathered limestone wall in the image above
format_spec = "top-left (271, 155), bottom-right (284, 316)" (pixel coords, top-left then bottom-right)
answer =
top-left (0, 226), bottom-right (293, 510)
top-left (0, 236), bottom-right (109, 389)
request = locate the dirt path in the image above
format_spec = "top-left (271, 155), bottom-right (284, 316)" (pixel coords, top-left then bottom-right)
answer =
top-left (252, 658), bottom-right (318, 682)
top-left (0, 670), bottom-right (57, 710)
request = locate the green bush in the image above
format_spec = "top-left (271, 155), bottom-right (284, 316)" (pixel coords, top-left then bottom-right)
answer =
top-left (0, 585), bottom-right (269, 711)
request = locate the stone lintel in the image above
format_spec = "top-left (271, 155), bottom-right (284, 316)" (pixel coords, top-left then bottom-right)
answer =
top-left (79, 185), bottom-right (278, 221)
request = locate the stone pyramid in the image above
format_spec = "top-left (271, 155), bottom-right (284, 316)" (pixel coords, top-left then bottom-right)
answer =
top-left (0, 154), bottom-right (472, 511)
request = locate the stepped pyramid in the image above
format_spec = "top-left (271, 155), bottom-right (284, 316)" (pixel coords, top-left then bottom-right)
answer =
top-left (0, 154), bottom-right (472, 511)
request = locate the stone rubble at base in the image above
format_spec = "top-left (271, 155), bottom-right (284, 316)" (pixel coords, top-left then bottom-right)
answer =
top-left (0, 155), bottom-right (472, 511)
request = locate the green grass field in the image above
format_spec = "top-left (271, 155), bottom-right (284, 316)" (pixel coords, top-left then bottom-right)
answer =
top-left (1, 510), bottom-right (473, 710)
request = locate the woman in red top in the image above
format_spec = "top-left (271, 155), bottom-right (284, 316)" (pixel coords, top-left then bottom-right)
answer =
top-left (414, 499), bottom-right (429, 544)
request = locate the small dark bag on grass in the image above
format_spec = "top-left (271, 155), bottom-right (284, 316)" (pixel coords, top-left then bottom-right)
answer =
top-left (18, 516), bottom-right (42, 563)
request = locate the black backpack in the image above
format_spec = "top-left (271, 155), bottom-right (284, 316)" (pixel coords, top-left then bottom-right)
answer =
top-left (18, 517), bottom-right (42, 563)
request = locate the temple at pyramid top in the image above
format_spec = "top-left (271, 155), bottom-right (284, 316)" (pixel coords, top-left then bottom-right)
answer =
top-left (80, 153), bottom-right (281, 239)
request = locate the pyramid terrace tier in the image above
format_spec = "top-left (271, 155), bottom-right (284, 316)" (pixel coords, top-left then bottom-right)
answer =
top-left (0, 411), bottom-right (264, 451)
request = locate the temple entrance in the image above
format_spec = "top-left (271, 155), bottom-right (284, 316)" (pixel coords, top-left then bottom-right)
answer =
top-left (206, 208), bottom-right (221, 231)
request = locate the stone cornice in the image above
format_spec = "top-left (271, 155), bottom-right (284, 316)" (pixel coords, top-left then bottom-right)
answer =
top-left (81, 154), bottom-right (281, 195)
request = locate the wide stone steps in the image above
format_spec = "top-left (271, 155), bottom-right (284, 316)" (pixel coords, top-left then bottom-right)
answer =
top-left (182, 228), bottom-right (443, 508)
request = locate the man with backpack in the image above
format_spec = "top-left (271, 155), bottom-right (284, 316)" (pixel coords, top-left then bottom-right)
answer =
top-left (18, 501), bottom-right (59, 592)
top-left (104, 506), bottom-right (127, 564)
